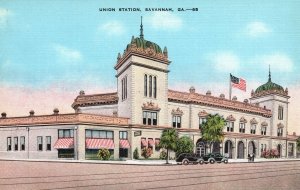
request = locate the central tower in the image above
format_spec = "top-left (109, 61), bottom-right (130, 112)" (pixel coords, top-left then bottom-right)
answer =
top-left (114, 17), bottom-right (171, 126)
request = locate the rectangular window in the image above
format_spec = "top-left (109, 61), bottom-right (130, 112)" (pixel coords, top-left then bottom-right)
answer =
top-left (14, 137), bottom-right (18, 151)
top-left (119, 148), bottom-right (128, 158)
top-left (121, 78), bottom-right (124, 100)
top-left (250, 124), bottom-right (256, 134)
top-left (278, 106), bottom-right (283, 120)
top-left (7, 137), bottom-right (11, 151)
top-left (20, 136), bottom-right (25, 151)
top-left (261, 127), bottom-right (267, 135)
top-left (239, 123), bottom-right (245, 133)
top-left (100, 131), bottom-right (106, 138)
top-left (154, 76), bottom-right (157, 98)
top-left (119, 131), bottom-right (128, 139)
top-left (89, 130), bottom-right (114, 139)
top-left (149, 76), bottom-right (152, 97)
top-left (277, 128), bottom-right (283, 137)
top-left (46, 136), bottom-right (51, 151)
top-left (143, 111), bottom-right (158, 126)
top-left (147, 112), bottom-right (152, 125)
top-left (37, 136), bottom-right (43, 151)
top-left (172, 116), bottom-right (181, 128)
top-left (58, 129), bottom-right (74, 138)
top-left (144, 75), bottom-right (147, 97)
top-left (106, 131), bottom-right (113, 139)
top-left (143, 111), bottom-right (147, 125)
top-left (86, 130), bottom-right (92, 138)
top-left (199, 118), bottom-right (207, 129)
top-left (227, 122), bottom-right (234, 132)
top-left (152, 112), bottom-right (157, 125)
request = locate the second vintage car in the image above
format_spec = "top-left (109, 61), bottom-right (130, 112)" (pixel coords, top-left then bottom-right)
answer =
top-left (202, 153), bottom-right (228, 164)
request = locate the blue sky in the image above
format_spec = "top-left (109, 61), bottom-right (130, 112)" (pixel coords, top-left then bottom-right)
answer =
top-left (1, 0), bottom-right (299, 90)
top-left (1, 0), bottom-right (300, 133)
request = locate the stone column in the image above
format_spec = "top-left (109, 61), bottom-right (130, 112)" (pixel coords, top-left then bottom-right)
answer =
top-left (77, 125), bottom-right (86, 160)
top-left (114, 130), bottom-right (120, 160)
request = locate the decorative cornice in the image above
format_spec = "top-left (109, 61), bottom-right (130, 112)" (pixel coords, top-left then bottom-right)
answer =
top-left (72, 92), bottom-right (118, 109)
top-left (142, 102), bottom-right (161, 111)
top-left (250, 118), bottom-right (258, 124)
top-left (168, 89), bottom-right (272, 118)
top-left (239, 117), bottom-right (247, 123)
top-left (226, 115), bottom-right (236, 121)
top-left (277, 123), bottom-right (284, 128)
top-left (251, 89), bottom-right (290, 99)
top-left (171, 107), bottom-right (183, 116)
top-left (0, 113), bottom-right (129, 127)
top-left (198, 110), bottom-right (208, 118)
top-left (261, 121), bottom-right (268, 126)
top-left (115, 44), bottom-right (170, 70)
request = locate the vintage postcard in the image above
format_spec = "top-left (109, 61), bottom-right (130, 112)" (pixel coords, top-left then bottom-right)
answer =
top-left (0, 0), bottom-right (299, 189)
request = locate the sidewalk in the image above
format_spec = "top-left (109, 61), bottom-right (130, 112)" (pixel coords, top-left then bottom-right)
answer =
top-left (1, 157), bottom-right (300, 165)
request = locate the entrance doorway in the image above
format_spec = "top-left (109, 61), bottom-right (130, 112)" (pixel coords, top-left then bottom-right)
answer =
top-left (224, 140), bottom-right (233, 158)
top-left (237, 141), bottom-right (244, 158)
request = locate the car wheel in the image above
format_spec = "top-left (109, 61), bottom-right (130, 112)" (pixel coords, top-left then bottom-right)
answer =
top-left (209, 159), bottom-right (215, 164)
top-left (182, 159), bottom-right (189, 165)
top-left (224, 159), bottom-right (228, 164)
top-left (198, 160), bottom-right (204, 165)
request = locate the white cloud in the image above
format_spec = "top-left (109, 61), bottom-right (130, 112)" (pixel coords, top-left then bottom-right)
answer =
top-left (244, 21), bottom-right (271, 38)
top-left (147, 12), bottom-right (182, 30)
top-left (208, 51), bottom-right (240, 73)
top-left (254, 53), bottom-right (294, 72)
top-left (53, 44), bottom-right (82, 63)
top-left (0, 8), bottom-right (12, 28)
top-left (99, 21), bottom-right (125, 36)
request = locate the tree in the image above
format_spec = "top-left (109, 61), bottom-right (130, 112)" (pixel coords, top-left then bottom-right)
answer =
top-left (133, 147), bottom-right (139, 159)
top-left (201, 114), bottom-right (226, 152)
top-left (176, 136), bottom-right (194, 157)
top-left (297, 137), bottom-right (300, 152)
top-left (159, 128), bottom-right (178, 164)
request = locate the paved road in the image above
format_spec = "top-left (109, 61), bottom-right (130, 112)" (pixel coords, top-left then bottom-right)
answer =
top-left (0, 160), bottom-right (299, 190)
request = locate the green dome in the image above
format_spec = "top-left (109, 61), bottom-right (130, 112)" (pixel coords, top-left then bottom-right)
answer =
top-left (127, 37), bottom-right (162, 54)
top-left (255, 81), bottom-right (284, 93)
top-left (255, 71), bottom-right (284, 93)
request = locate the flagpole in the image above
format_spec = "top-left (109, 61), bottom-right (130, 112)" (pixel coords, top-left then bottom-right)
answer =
top-left (229, 73), bottom-right (232, 100)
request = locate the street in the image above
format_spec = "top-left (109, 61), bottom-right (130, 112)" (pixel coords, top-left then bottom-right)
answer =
top-left (0, 160), bottom-right (299, 190)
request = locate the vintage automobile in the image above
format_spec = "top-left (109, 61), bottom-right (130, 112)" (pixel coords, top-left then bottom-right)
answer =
top-left (176, 153), bottom-right (204, 165)
top-left (202, 153), bottom-right (228, 164)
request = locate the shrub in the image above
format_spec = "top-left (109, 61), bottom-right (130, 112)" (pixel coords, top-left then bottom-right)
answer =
top-left (141, 147), bottom-right (152, 159)
top-left (97, 148), bottom-right (111, 160)
top-left (159, 150), bottom-right (167, 160)
top-left (133, 147), bottom-right (139, 159)
top-left (175, 136), bottom-right (194, 157)
top-left (261, 149), bottom-right (279, 158)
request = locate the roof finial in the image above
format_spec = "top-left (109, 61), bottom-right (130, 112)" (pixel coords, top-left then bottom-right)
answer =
top-left (268, 64), bottom-right (271, 82)
top-left (140, 16), bottom-right (144, 39)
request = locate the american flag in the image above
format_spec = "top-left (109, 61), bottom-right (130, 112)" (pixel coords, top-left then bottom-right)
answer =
top-left (230, 74), bottom-right (246, 91)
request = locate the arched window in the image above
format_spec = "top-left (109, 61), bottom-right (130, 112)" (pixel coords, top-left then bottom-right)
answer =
top-left (144, 74), bottom-right (147, 97)
top-left (278, 106), bottom-right (283, 120)
top-left (154, 76), bottom-right (157, 98)
top-left (149, 75), bottom-right (152, 97)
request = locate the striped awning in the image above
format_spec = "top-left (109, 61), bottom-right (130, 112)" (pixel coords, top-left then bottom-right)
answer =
top-left (141, 138), bottom-right (147, 147)
top-left (148, 139), bottom-right (154, 147)
top-left (119, 139), bottom-right (130, 148)
top-left (54, 138), bottom-right (74, 149)
top-left (155, 139), bottom-right (160, 146)
top-left (85, 138), bottom-right (114, 149)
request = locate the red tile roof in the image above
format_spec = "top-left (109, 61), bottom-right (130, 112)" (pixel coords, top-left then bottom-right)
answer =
top-left (72, 92), bottom-right (118, 108)
top-left (168, 89), bottom-right (272, 117)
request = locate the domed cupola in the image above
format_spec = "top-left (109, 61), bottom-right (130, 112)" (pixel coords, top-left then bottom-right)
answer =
top-left (115, 17), bottom-right (170, 70)
top-left (251, 66), bottom-right (288, 97)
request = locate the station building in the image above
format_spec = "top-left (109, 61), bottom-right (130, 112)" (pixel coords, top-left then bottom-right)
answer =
top-left (0, 21), bottom-right (297, 160)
